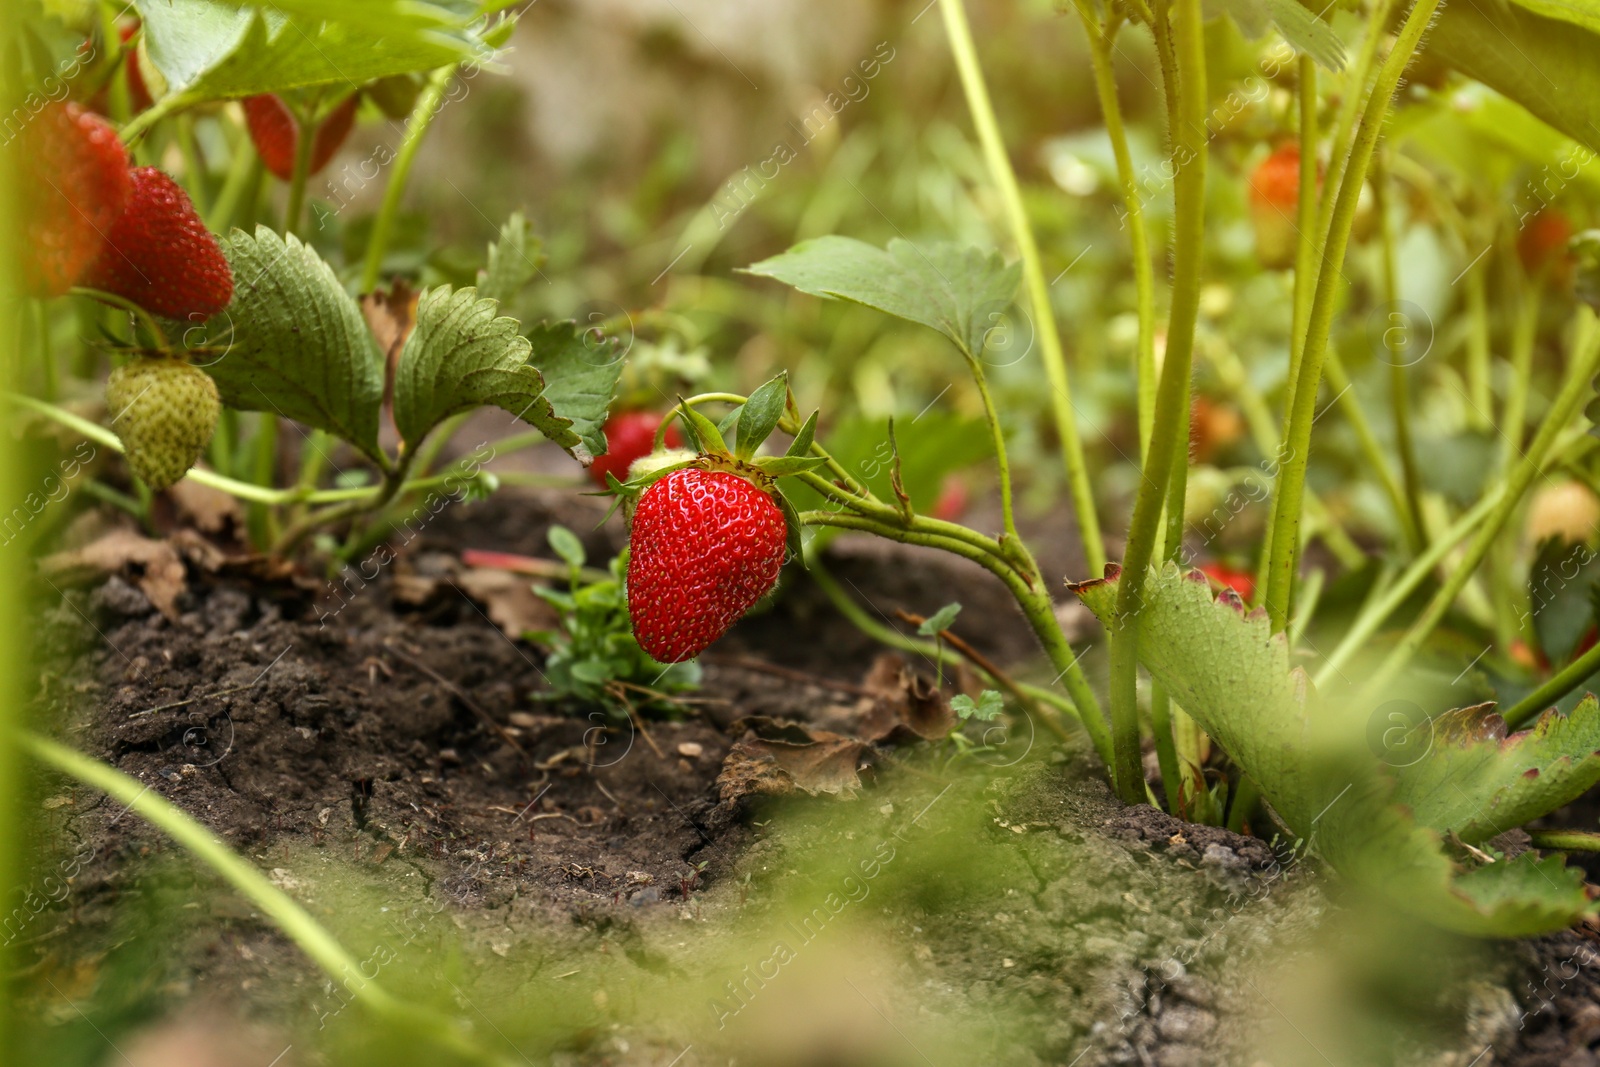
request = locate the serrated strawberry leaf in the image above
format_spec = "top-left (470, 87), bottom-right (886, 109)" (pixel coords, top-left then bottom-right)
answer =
top-left (1070, 563), bottom-right (1600, 936)
top-left (393, 294), bottom-right (619, 463)
top-left (478, 211), bottom-right (545, 309)
top-left (1208, 0), bottom-right (1345, 70)
top-left (207, 227), bottom-right (385, 462)
top-left (736, 372), bottom-right (789, 460)
top-left (136, 0), bottom-right (492, 104)
top-left (525, 322), bottom-right (624, 463)
top-left (743, 237), bottom-right (1021, 362)
top-left (1388, 698), bottom-right (1600, 843)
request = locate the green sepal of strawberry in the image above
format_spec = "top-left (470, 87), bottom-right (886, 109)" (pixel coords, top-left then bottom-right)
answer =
top-left (596, 378), bottom-right (824, 567)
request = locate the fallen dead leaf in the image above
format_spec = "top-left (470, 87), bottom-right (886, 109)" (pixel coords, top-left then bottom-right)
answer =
top-left (39, 529), bottom-right (188, 619)
top-left (716, 717), bottom-right (872, 805)
top-left (855, 653), bottom-right (956, 742)
top-left (164, 477), bottom-right (243, 536)
top-left (454, 567), bottom-right (559, 638)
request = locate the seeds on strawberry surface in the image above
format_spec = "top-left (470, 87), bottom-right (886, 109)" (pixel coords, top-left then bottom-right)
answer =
top-left (105, 357), bottom-right (220, 491)
top-left (20, 102), bottom-right (132, 297)
top-left (83, 167), bottom-right (234, 321)
top-left (626, 468), bottom-right (788, 663)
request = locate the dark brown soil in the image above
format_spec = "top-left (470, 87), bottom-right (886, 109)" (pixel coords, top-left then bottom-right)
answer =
top-left (12, 488), bottom-right (1600, 1066)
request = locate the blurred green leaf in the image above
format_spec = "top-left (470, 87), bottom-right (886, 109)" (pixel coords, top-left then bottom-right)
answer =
top-left (208, 227), bottom-right (385, 462)
top-left (1209, 0), bottom-right (1346, 70)
top-left (951, 690), bottom-right (1004, 722)
top-left (135, 0), bottom-right (490, 103)
top-left (548, 525), bottom-right (585, 569)
top-left (478, 211), bottom-right (546, 308)
top-left (919, 602), bottom-right (962, 635)
top-left (1527, 537), bottom-right (1600, 662)
top-left (744, 237), bottom-right (1021, 361)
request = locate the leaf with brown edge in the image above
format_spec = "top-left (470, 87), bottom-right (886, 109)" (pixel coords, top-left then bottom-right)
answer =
top-left (1389, 696), bottom-right (1600, 844)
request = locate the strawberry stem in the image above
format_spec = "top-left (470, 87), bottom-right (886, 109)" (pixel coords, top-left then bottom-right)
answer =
top-left (361, 65), bottom-right (455, 293)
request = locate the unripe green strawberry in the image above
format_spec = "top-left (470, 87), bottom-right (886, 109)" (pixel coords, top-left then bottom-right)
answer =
top-left (627, 467), bottom-right (788, 662)
top-left (106, 358), bottom-right (220, 490)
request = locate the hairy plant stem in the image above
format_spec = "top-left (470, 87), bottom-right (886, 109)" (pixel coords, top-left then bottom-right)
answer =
top-left (1074, 2), bottom-right (1157, 457)
top-left (939, 0), bottom-right (1105, 573)
top-left (69, 286), bottom-right (170, 352)
top-left (1108, 0), bottom-right (1207, 803)
top-left (362, 66), bottom-right (455, 293)
top-left (1527, 830), bottom-right (1600, 852)
top-left (18, 731), bottom-right (514, 1066)
top-left (1289, 56), bottom-right (1319, 370)
top-left (1361, 308), bottom-right (1600, 701)
top-left (1263, 0), bottom-right (1442, 633)
top-left (1464, 255), bottom-right (1493, 426)
top-left (1322, 349), bottom-right (1420, 549)
top-left (1502, 278), bottom-right (1542, 462)
top-left (802, 509), bottom-right (1112, 764)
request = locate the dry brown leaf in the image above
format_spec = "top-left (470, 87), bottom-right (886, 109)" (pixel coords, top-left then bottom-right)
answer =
top-left (716, 717), bottom-right (871, 804)
top-left (361, 280), bottom-right (419, 384)
top-left (39, 529), bottom-right (187, 619)
top-left (165, 478), bottom-right (243, 536)
top-left (855, 652), bottom-right (955, 742)
top-left (455, 567), bottom-right (559, 638)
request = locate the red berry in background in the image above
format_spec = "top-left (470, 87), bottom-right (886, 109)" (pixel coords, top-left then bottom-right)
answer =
top-left (1517, 208), bottom-right (1575, 286)
top-left (84, 167), bottom-right (233, 320)
top-left (1199, 562), bottom-right (1255, 603)
top-left (121, 23), bottom-right (155, 113)
top-left (243, 93), bottom-right (359, 181)
top-left (1189, 396), bottom-right (1245, 464)
top-left (627, 468), bottom-right (788, 663)
top-left (21, 102), bottom-right (132, 297)
top-left (1248, 142), bottom-right (1315, 271)
top-left (589, 411), bottom-right (682, 487)
top-left (930, 476), bottom-right (969, 522)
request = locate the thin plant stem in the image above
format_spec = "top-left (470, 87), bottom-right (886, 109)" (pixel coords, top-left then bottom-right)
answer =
top-left (1149, 681), bottom-right (1184, 815)
top-left (69, 286), bottom-right (170, 351)
top-left (1527, 830), bottom-right (1600, 852)
top-left (1322, 350), bottom-right (1420, 548)
top-left (206, 143), bottom-right (261, 234)
top-left (939, 0), bottom-right (1106, 574)
top-left (1262, 0), bottom-right (1443, 633)
top-left (362, 66), bottom-right (455, 293)
top-left (1108, 0), bottom-right (1207, 803)
top-left (17, 731), bottom-right (515, 1066)
top-left (970, 359), bottom-right (1022, 546)
top-left (1502, 638), bottom-right (1600, 728)
top-left (282, 96), bottom-right (318, 238)
top-left (32, 300), bottom-right (54, 402)
top-left (1374, 149), bottom-right (1426, 549)
top-left (802, 509), bottom-right (1112, 764)
top-left (1360, 309), bottom-right (1600, 701)
top-left (1074, 2), bottom-right (1156, 458)
top-left (1289, 56), bottom-right (1319, 372)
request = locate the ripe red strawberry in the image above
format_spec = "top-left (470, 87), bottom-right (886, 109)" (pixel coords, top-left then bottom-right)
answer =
top-left (590, 411), bottom-right (683, 487)
top-left (627, 468), bottom-right (788, 662)
top-left (1248, 142), bottom-right (1315, 271)
top-left (21, 102), bottom-right (132, 297)
top-left (1189, 396), bottom-right (1245, 464)
top-left (243, 93), bottom-right (359, 181)
top-left (1517, 208), bottom-right (1575, 286)
top-left (83, 167), bottom-right (233, 320)
top-left (1199, 562), bottom-right (1255, 603)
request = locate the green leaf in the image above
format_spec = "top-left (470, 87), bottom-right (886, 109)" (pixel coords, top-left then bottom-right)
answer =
top-left (749, 456), bottom-right (828, 478)
top-left (479, 211), bottom-right (546, 308)
top-left (1416, 0), bottom-right (1600, 153)
top-left (775, 488), bottom-right (806, 568)
top-left (675, 401), bottom-right (728, 455)
top-left (786, 409), bottom-right (819, 457)
top-left (524, 322), bottom-right (624, 462)
top-left (951, 690), bottom-right (1004, 722)
top-left (1208, 0), bottom-right (1346, 70)
top-left (743, 237), bottom-right (1021, 360)
top-left (393, 287), bottom-right (540, 449)
top-left (919, 602), bottom-right (962, 636)
top-left (136, 0), bottom-right (492, 104)
top-left (735, 372), bottom-right (789, 460)
top-left (207, 227), bottom-right (385, 462)
top-left (1071, 563), bottom-right (1600, 935)
top-left (1528, 537), bottom-right (1600, 662)
top-left (1388, 697), bottom-right (1600, 842)
top-left (547, 525), bottom-right (585, 569)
